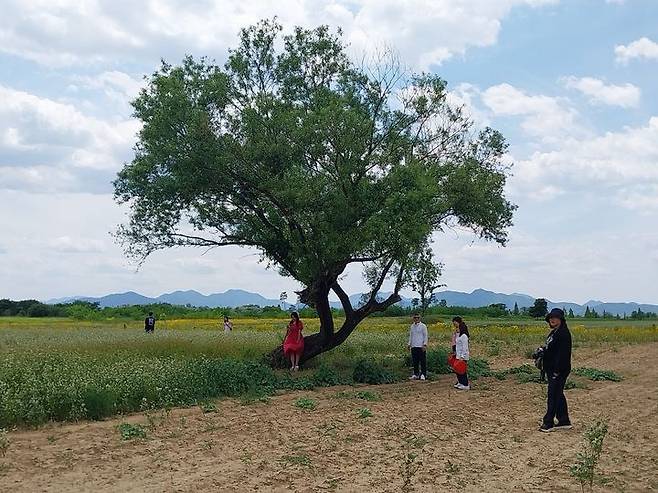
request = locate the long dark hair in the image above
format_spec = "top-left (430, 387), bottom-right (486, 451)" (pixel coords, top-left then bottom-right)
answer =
top-left (452, 316), bottom-right (469, 337)
top-left (290, 311), bottom-right (300, 322)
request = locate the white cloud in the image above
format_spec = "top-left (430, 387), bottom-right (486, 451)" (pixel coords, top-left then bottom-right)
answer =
top-left (511, 116), bottom-right (658, 206)
top-left (616, 185), bottom-right (658, 213)
top-left (481, 83), bottom-right (582, 142)
top-left (615, 37), bottom-right (658, 64)
top-left (0, 0), bottom-right (558, 70)
top-left (0, 84), bottom-right (139, 192)
top-left (561, 76), bottom-right (640, 108)
top-left (433, 228), bottom-right (658, 304)
top-left (73, 71), bottom-right (144, 102)
top-left (48, 236), bottom-right (106, 253)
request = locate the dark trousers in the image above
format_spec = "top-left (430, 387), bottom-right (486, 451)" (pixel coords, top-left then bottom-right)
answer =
top-left (457, 371), bottom-right (469, 386)
top-left (411, 347), bottom-right (427, 376)
top-left (543, 371), bottom-right (570, 426)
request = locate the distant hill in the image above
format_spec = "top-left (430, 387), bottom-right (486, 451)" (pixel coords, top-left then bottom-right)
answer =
top-left (45, 288), bottom-right (657, 316)
top-left (47, 289), bottom-right (291, 309)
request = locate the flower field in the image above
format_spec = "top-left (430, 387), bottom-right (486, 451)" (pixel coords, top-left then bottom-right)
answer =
top-left (1, 316), bottom-right (656, 428)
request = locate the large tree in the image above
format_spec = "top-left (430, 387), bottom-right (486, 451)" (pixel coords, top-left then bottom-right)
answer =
top-left (114, 20), bottom-right (516, 365)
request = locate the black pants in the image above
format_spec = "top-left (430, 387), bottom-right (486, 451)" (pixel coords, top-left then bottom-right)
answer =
top-left (411, 347), bottom-right (427, 376)
top-left (543, 371), bottom-right (570, 426)
top-left (457, 371), bottom-right (469, 386)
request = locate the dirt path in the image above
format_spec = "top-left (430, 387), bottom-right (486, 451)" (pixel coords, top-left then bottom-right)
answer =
top-left (2, 343), bottom-right (657, 492)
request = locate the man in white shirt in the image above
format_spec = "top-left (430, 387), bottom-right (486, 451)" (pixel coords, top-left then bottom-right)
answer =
top-left (407, 313), bottom-right (428, 380)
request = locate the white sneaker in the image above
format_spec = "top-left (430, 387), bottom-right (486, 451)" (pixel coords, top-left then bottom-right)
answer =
top-left (420, 374), bottom-right (426, 381)
top-left (454, 383), bottom-right (460, 388)
top-left (409, 375), bottom-right (418, 380)
top-left (456, 384), bottom-right (470, 390)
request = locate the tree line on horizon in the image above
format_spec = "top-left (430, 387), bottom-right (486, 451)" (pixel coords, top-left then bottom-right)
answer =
top-left (1, 298), bottom-right (656, 321)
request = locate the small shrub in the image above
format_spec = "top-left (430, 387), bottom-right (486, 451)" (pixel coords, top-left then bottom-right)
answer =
top-left (400, 452), bottom-right (421, 492)
top-left (404, 434), bottom-right (428, 449)
top-left (573, 368), bottom-right (622, 382)
top-left (565, 379), bottom-right (589, 390)
top-left (277, 374), bottom-right (316, 391)
top-left (357, 407), bottom-right (373, 419)
top-left (240, 392), bottom-right (271, 406)
top-left (294, 397), bottom-right (317, 410)
top-left (118, 422), bottom-right (147, 440)
top-left (569, 419), bottom-right (609, 492)
top-left (199, 401), bottom-right (218, 413)
top-left (467, 358), bottom-right (491, 379)
top-left (280, 454), bottom-right (311, 467)
top-left (311, 363), bottom-right (344, 387)
top-left (355, 391), bottom-right (381, 402)
top-left (353, 358), bottom-right (394, 384)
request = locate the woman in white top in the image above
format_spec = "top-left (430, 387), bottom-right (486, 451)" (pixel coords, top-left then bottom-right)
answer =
top-left (452, 316), bottom-right (470, 390)
top-left (223, 315), bottom-right (233, 332)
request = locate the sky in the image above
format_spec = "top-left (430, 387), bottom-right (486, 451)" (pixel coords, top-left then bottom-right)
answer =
top-left (1, 0), bottom-right (657, 304)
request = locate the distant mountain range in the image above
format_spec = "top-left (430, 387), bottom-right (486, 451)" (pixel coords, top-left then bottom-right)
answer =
top-left (45, 288), bottom-right (657, 316)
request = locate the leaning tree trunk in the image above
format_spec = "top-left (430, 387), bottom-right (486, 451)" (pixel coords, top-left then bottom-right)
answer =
top-left (266, 280), bottom-right (361, 368)
top-left (266, 318), bottom-right (360, 368)
top-left (266, 279), bottom-right (399, 368)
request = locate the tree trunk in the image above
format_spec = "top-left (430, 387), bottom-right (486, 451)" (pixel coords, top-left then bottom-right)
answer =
top-left (265, 278), bottom-right (400, 368)
top-left (267, 318), bottom-right (359, 368)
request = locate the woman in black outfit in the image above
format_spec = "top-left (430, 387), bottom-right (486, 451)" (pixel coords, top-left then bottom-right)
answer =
top-left (539, 308), bottom-right (572, 432)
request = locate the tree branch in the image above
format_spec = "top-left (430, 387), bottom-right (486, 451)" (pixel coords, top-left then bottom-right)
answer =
top-left (331, 281), bottom-right (354, 316)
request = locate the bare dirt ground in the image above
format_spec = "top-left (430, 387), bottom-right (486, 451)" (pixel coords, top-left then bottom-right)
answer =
top-left (2, 343), bottom-right (657, 492)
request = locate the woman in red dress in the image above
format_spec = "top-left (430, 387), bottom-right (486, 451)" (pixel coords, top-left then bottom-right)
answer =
top-left (283, 312), bottom-right (304, 371)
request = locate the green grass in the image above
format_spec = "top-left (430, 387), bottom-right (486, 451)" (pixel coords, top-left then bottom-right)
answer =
top-left (294, 397), bottom-right (317, 410)
top-left (118, 422), bottom-right (147, 440)
top-left (356, 407), bottom-right (373, 419)
top-left (0, 317), bottom-right (654, 428)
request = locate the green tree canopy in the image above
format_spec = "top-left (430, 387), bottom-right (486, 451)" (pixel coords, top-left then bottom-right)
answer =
top-left (528, 298), bottom-right (548, 319)
top-left (114, 19), bottom-right (516, 364)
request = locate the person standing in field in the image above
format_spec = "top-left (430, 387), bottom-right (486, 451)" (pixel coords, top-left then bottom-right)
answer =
top-left (223, 315), bottom-right (233, 332)
top-left (539, 308), bottom-right (573, 432)
top-left (408, 313), bottom-right (428, 381)
top-left (144, 312), bottom-right (155, 333)
top-left (283, 312), bottom-right (304, 371)
top-left (451, 316), bottom-right (470, 390)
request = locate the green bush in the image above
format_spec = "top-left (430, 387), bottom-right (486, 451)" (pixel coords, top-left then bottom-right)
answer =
top-left (573, 368), bottom-right (622, 382)
top-left (466, 358), bottom-right (491, 379)
top-left (311, 363), bottom-right (344, 387)
top-left (118, 422), bottom-right (147, 440)
top-left (294, 397), bottom-right (317, 410)
top-left (353, 358), bottom-right (394, 384)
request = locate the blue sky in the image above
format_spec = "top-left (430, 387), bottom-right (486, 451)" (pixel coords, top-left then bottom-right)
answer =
top-left (1, 0), bottom-right (657, 304)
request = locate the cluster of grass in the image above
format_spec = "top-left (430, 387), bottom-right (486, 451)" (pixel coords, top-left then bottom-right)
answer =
top-left (572, 368), bottom-right (623, 382)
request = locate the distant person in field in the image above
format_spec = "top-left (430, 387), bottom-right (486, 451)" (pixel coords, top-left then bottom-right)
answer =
top-left (223, 315), bottom-right (233, 333)
top-left (450, 316), bottom-right (470, 390)
top-left (144, 312), bottom-right (155, 333)
top-left (283, 311), bottom-right (304, 371)
top-left (408, 313), bottom-right (428, 381)
top-left (539, 308), bottom-right (573, 432)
